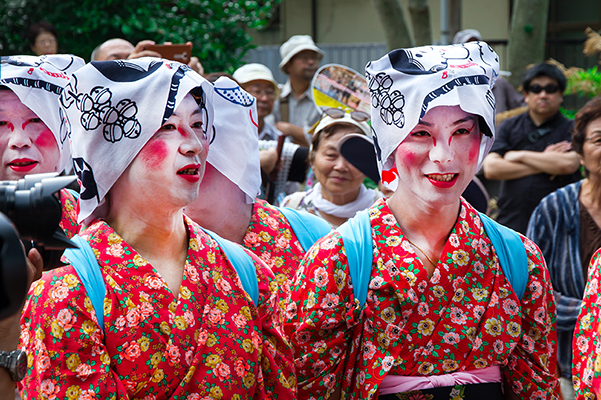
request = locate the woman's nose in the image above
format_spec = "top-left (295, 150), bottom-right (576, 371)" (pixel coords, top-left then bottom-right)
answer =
top-left (429, 140), bottom-right (453, 164)
top-left (180, 128), bottom-right (206, 156)
top-left (8, 126), bottom-right (33, 149)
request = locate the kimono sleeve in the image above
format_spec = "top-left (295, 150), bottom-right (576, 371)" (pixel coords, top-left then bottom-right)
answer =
top-left (18, 267), bottom-right (127, 399)
top-left (573, 249), bottom-right (601, 399)
top-left (502, 236), bottom-right (560, 398)
top-left (244, 247), bottom-right (297, 398)
top-left (283, 231), bottom-right (357, 400)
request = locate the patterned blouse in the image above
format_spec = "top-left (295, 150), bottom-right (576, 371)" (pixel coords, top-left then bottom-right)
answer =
top-left (573, 248), bottom-right (601, 399)
top-left (243, 199), bottom-right (311, 315)
top-left (59, 188), bottom-right (79, 238)
top-left (284, 197), bottom-right (558, 400)
top-left (19, 216), bottom-right (296, 399)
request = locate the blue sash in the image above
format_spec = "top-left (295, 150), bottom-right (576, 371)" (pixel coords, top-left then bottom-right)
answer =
top-left (278, 207), bottom-right (332, 252)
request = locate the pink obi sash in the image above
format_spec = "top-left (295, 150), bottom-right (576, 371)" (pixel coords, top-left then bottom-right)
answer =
top-left (379, 366), bottom-right (502, 394)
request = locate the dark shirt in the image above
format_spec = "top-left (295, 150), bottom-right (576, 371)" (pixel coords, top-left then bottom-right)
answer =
top-left (579, 199), bottom-right (601, 276)
top-left (490, 111), bottom-right (581, 233)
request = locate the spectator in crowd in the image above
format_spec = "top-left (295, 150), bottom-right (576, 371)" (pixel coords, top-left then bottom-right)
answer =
top-left (91, 38), bottom-right (204, 75)
top-left (573, 248), bottom-right (601, 399)
top-left (268, 35), bottom-right (323, 147)
top-left (17, 58), bottom-right (294, 398)
top-left (482, 63), bottom-right (581, 233)
top-left (233, 63), bottom-right (309, 204)
top-left (185, 77), bottom-right (331, 316)
top-left (0, 55), bottom-right (84, 238)
top-left (452, 29), bottom-right (524, 114)
top-left (28, 21), bottom-right (58, 56)
top-left (281, 108), bottom-right (380, 227)
top-left (547, 97), bottom-right (601, 399)
top-left (285, 42), bottom-right (558, 399)
top-left (233, 63), bottom-right (281, 141)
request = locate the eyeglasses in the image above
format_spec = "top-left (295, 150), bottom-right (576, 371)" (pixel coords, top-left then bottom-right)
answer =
top-left (247, 88), bottom-right (275, 99)
top-left (585, 136), bottom-right (601, 146)
top-left (528, 84), bottom-right (560, 94)
top-left (323, 107), bottom-right (370, 123)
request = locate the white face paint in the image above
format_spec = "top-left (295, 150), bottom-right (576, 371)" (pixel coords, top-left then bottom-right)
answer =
top-left (110, 94), bottom-right (208, 211)
top-left (390, 105), bottom-right (482, 209)
top-left (0, 90), bottom-right (60, 180)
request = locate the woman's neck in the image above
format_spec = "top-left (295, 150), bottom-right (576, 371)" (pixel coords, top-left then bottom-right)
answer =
top-left (185, 165), bottom-right (253, 244)
top-left (320, 184), bottom-right (361, 206)
top-left (387, 190), bottom-right (460, 276)
top-left (581, 177), bottom-right (601, 210)
top-left (105, 206), bottom-right (188, 260)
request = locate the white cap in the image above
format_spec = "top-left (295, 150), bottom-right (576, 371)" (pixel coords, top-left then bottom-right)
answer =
top-left (233, 63), bottom-right (280, 97)
top-left (453, 29), bottom-right (482, 44)
top-left (279, 35), bottom-right (324, 72)
top-left (314, 113), bottom-right (371, 138)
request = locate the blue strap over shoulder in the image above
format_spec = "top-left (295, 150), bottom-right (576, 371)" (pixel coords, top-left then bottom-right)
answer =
top-left (478, 212), bottom-right (528, 300)
top-left (203, 229), bottom-right (259, 306)
top-left (278, 207), bottom-right (333, 252)
top-left (337, 209), bottom-right (372, 308)
top-left (63, 235), bottom-right (106, 331)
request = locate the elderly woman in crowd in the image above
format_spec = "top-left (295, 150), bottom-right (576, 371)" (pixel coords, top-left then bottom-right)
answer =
top-left (281, 109), bottom-right (380, 227)
top-left (560, 97), bottom-right (601, 399)
top-left (284, 42), bottom-right (558, 399)
top-left (18, 59), bottom-right (295, 398)
top-left (528, 96), bottom-right (601, 399)
top-left (0, 55), bottom-right (84, 236)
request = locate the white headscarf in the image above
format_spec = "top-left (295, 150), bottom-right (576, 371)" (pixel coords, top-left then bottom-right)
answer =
top-left (365, 42), bottom-right (499, 191)
top-left (208, 77), bottom-right (261, 203)
top-left (0, 55), bottom-right (85, 173)
top-left (62, 58), bottom-right (214, 224)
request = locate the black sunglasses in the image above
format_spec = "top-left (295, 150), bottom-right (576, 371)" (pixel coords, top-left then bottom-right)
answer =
top-left (528, 84), bottom-right (560, 94)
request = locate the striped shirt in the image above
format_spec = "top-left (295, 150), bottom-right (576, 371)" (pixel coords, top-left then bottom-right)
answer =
top-left (527, 180), bottom-right (584, 378)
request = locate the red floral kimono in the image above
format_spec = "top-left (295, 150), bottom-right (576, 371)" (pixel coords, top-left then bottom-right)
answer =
top-left (243, 199), bottom-right (308, 311)
top-left (284, 198), bottom-right (558, 400)
top-left (19, 216), bottom-right (295, 399)
top-left (573, 248), bottom-right (601, 399)
top-left (59, 188), bottom-right (79, 238)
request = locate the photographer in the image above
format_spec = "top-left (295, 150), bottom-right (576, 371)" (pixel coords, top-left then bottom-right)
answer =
top-left (0, 55), bottom-right (85, 237)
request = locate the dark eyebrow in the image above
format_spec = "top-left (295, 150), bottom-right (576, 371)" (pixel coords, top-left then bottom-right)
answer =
top-left (415, 115), bottom-right (475, 127)
top-left (453, 116), bottom-right (476, 125)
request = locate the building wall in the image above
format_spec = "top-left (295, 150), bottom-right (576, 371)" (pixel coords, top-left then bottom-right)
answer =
top-left (249, 0), bottom-right (511, 46)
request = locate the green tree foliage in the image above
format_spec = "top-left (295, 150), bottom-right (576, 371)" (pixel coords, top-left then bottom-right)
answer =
top-left (0, 0), bottom-right (280, 72)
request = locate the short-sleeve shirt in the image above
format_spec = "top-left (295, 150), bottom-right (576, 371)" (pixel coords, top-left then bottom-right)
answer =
top-left (490, 111), bottom-right (581, 234)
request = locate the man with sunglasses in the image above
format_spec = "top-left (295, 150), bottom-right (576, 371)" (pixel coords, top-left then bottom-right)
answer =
top-left (482, 63), bottom-right (581, 234)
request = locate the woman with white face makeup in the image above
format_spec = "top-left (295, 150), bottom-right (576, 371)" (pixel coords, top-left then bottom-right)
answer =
top-left (17, 59), bottom-right (295, 399)
top-left (284, 43), bottom-right (558, 400)
top-left (0, 55), bottom-right (85, 238)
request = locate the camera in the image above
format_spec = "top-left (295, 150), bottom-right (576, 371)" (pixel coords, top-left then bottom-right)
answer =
top-left (0, 173), bottom-right (78, 319)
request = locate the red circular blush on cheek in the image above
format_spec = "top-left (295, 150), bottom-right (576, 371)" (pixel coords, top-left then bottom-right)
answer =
top-left (467, 137), bottom-right (481, 163)
top-left (34, 128), bottom-right (57, 149)
top-left (139, 139), bottom-right (169, 170)
top-left (396, 146), bottom-right (418, 167)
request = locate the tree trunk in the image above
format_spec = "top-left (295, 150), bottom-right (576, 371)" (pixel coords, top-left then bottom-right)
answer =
top-left (370, 0), bottom-right (414, 50)
top-left (506, 0), bottom-right (550, 87)
top-left (408, 0), bottom-right (432, 46)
